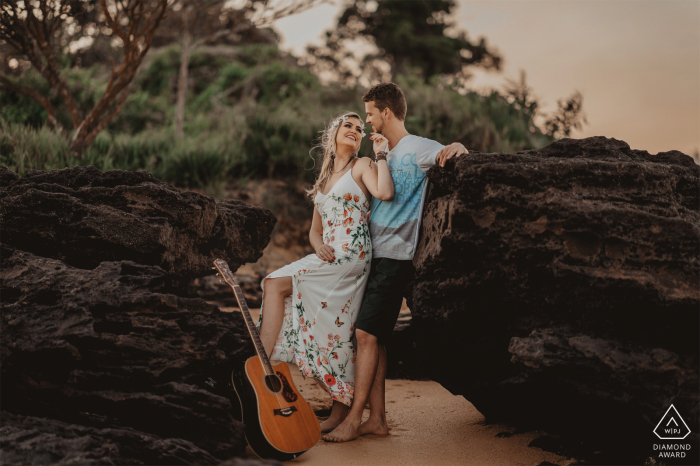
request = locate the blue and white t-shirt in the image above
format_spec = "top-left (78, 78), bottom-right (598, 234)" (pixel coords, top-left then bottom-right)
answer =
top-left (369, 135), bottom-right (444, 260)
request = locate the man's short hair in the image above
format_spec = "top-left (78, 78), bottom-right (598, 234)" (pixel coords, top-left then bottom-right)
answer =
top-left (362, 82), bottom-right (407, 121)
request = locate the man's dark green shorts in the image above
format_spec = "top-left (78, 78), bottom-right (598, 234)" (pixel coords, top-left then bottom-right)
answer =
top-left (355, 257), bottom-right (415, 345)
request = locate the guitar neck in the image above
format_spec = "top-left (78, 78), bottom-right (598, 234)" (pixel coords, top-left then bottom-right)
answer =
top-left (228, 282), bottom-right (275, 375)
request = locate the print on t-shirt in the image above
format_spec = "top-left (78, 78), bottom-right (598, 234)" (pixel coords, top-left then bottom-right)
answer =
top-left (369, 135), bottom-right (444, 260)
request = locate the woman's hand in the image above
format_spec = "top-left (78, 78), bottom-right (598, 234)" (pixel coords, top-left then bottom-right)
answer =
top-left (316, 244), bottom-right (336, 262)
top-left (370, 132), bottom-right (389, 157)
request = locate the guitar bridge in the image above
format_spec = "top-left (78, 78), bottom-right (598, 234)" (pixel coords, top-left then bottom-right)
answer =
top-left (273, 406), bottom-right (298, 417)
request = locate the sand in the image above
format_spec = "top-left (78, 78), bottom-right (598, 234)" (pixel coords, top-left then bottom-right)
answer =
top-left (222, 295), bottom-right (576, 464)
top-left (220, 184), bottom-right (581, 465)
top-left (243, 362), bottom-right (578, 466)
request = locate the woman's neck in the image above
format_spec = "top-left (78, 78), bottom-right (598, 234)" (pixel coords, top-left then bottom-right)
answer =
top-left (334, 148), bottom-right (355, 169)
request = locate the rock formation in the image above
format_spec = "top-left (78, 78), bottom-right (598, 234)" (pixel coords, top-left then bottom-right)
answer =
top-left (0, 166), bottom-right (273, 285)
top-left (190, 272), bottom-right (265, 308)
top-left (1, 166), bottom-right (277, 464)
top-left (406, 137), bottom-right (699, 464)
top-left (1, 412), bottom-right (223, 465)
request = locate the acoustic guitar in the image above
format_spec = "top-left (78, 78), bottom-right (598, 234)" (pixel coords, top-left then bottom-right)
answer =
top-left (212, 259), bottom-right (320, 461)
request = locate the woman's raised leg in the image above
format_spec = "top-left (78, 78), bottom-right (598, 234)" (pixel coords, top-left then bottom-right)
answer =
top-left (258, 277), bottom-right (293, 357)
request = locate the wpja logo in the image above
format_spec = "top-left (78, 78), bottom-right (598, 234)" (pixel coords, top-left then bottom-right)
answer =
top-left (652, 404), bottom-right (692, 460)
top-left (654, 405), bottom-right (691, 440)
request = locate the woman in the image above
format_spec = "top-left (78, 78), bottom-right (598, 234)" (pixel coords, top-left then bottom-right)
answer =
top-left (257, 111), bottom-right (393, 432)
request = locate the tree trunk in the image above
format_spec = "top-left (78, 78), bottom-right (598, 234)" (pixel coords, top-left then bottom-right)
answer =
top-left (175, 6), bottom-right (193, 139)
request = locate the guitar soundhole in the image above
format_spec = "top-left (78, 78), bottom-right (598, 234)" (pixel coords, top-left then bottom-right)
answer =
top-left (265, 374), bottom-right (282, 393)
top-left (276, 371), bottom-right (298, 402)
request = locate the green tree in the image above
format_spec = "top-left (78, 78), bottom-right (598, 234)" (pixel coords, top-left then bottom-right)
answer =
top-left (305, 0), bottom-right (501, 86)
top-left (0, 0), bottom-right (168, 153)
top-left (544, 90), bottom-right (588, 138)
top-left (503, 70), bottom-right (588, 139)
top-left (169, 0), bottom-right (325, 138)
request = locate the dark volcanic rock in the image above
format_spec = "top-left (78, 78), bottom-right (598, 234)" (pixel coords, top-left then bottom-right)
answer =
top-left (0, 413), bottom-right (281, 465)
top-left (0, 412), bottom-right (221, 465)
top-left (0, 165), bottom-right (19, 186)
top-left (190, 272), bottom-right (265, 308)
top-left (0, 166), bottom-right (276, 284)
top-left (0, 165), bottom-right (279, 463)
top-left (407, 137), bottom-right (699, 463)
top-left (1, 245), bottom-right (254, 459)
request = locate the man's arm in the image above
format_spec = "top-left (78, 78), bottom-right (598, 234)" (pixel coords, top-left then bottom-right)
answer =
top-left (435, 142), bottom-right (469, 167)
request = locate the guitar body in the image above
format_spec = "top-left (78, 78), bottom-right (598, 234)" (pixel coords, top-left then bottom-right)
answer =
top-left (213, 258), bottom-right (320, 461)
top-left (231, 357), bottom-right (321, 461)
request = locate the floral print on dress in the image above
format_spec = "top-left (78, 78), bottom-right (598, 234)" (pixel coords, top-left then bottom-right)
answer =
top-left (258, 167), bottom-right (371, 407)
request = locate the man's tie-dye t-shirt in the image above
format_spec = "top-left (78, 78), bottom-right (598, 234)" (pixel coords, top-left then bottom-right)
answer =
top-left (369, 135), bottom-right (444, 260)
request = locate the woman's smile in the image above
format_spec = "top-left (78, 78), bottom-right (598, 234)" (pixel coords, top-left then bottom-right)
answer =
top-left (336, 119), bottom-right (363, 151)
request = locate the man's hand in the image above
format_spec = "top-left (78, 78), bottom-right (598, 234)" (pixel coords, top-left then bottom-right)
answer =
top-left (316, 244), bottom-right (336, 262)
top-left (435, 142), bottom-right (468, 167)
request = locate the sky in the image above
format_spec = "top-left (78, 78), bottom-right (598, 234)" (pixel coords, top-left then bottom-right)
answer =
top-left (273, 0), bottom-right (700, 157)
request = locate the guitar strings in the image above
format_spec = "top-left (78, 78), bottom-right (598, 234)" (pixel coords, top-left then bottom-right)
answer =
top-left (218, 264), bottom-right (292, 412)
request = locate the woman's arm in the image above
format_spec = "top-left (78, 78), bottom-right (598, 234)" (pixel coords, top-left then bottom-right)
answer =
top-left (310, 207), bottom-right (335, 262)
top-left (359, 133), bottom-right (394, 201)
top-left (358, 158), bottom-right (393, 201)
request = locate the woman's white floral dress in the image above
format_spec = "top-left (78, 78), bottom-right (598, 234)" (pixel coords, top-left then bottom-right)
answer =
top-left (258, 167), bottom-right (371, 406)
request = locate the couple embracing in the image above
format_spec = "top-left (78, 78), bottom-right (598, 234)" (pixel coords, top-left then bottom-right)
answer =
top-left (257, 82), bottom-right (467, 443)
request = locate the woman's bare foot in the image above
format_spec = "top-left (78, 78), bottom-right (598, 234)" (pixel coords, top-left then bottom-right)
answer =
top-left (319, 401), bottom-right (349, 433)
top-left (358, 417), bottom-right (389, 436)
top-left (322, 418), bottom-right (360, 443)
top-left (320, 417), bottom-right (343, 433)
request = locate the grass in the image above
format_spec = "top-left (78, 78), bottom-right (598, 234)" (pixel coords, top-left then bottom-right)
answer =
top-left (0, 44), bottom-right (557, 191)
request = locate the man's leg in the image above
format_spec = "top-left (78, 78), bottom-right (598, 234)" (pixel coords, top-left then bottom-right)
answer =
top-left (357, 260), bottom-right (413, 436)
top-left (322, 329), bottom-right (379, 442)
top-left (359, 343), bottom-right (389, 435)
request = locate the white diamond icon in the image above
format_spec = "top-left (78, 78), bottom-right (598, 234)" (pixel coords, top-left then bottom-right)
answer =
top-left (654, 404), bottom-right (691, 440)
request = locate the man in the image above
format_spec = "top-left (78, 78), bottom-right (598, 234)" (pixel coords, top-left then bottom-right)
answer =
top-left (323, 82), bottom-right (467, 442)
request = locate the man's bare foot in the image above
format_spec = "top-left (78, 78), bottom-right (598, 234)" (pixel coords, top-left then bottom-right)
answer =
top-left (358, 417), bottom-right (389, 436)
top-left (322, 418), bottom-right (360, 443)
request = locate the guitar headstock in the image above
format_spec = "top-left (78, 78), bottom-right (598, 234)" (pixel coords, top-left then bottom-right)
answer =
top-left (212, 259), bottom-right (237, 288)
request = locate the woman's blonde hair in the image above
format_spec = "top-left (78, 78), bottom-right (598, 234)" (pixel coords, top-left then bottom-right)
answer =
top-left (307, 111), bottom-right (365, 199)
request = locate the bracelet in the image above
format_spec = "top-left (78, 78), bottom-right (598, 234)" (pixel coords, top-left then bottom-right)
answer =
top-left (373, 150), bottom-right (388, 162)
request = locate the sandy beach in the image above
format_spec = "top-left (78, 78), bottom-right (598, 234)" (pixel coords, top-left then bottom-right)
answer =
top-left (222, 305), bottom-right (578, 465)
top-left (243, 362), bottom-right (578, 466)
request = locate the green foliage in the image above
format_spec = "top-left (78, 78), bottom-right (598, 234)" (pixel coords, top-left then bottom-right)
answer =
top-left (0, 85), bottom-right (47, 128)
top-left (0, 71), bottom-right (57, 127)
top-left (219, 63), bottom-right (251, 89)
top-left (307, 0), bottom-right (501, 85)
top-left (243, 108), bottom-right (319, 180)
top-left (254, 62), bottom-right (319, 104)
top-left (544, 90), bottom-right (588, 138)
top-left (1, 43), bottom-right (556, 191)
top-left (236, 44), bottom-right (282, 67)
top-left (140, 45), bottom-right (181, 96)
top-left (0, 120), bottom-right (73, 174)
top-left (401, 75), bottom-right (551, 153)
